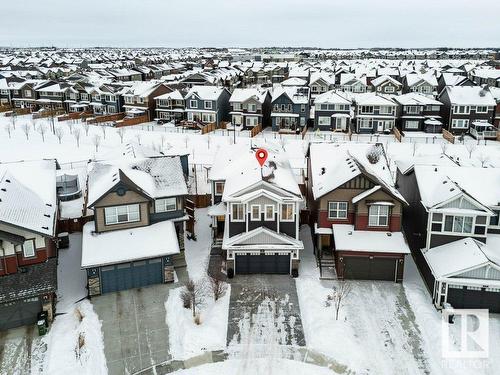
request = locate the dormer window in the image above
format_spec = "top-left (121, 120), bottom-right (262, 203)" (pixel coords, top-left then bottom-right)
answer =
top-left (368, 205), bottom-right (389, 227)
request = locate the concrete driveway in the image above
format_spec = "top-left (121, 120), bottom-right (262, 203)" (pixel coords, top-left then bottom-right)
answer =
top-left (227, 275), bottom-right (306, 349)
top-left (92, 268), bottom-right (187, 375)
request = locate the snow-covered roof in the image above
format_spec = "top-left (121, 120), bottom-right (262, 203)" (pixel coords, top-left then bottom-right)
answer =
top-left (371, 75), bottom-right (402, 88)
top-left (393, 92), bottom-right (442, 106)
top-left (414, 165), bottom-right (500, 209)
top-left (87, 156), bottom-right (187, 207)
top-left (185, 85), bottom-right (226, 101)
top-left (154, 89), bottom-right (184, 101)
top-left (281, 77), bottom-right (307, 86)
top-left (309, 143), bottom-right (404, 203)
top-left (229, 88), bottom-right (268, 103)
top-left (352, 92), bottom-right (396, 106)
top-left (271, 86), bottom-right (309, 104)
top-left (423, 238), bottom-right (499, 279)
top-left (332, 224), bottom-right (410, 254)
top-left (0, 160), bottom-right (57, 236)
top-left (81, 220), bottom-right (180, 267)
top-left (443, 86), bottom-right (496, 106)
top-left (314, 90), bottom-right (351, 105)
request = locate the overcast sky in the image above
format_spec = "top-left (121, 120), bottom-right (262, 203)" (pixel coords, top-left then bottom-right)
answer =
top-left (1, 0), bottom-right (499, 48)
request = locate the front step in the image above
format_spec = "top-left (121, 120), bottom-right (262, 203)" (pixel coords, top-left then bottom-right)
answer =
top-left (172, 252), bottom-right (187, 268)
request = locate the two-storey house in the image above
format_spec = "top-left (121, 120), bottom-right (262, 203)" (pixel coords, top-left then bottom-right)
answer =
top-left (121, 82), bottom-right (171, 121)
top-left (353, 93), bottom-right (397, 133)
top-left (371, 75), bottom-right (403, 95)
top-left (89, 84), bottom-right (124, 116)
top-left (309, 73), bottom-right (336, 103)
top-left (9, 80), bottom-right (40, 110)
top-left (229, 88), bottom-right (271, 129)
top-left (0, 160), bottom-right (58, 330)
top-left (271, 86), bottom-right (310, 132)
top-left (81, 156), bottom-right (189, 296)
top-left (313, 90), bottom-right (352, 131)
top-left (396, 164), bottom-right (500, 312)
top-left (438, 86), bottom-right (496, 136)
top-left (35, 82), bottom-right (69, 111)
top-left (339, 74), bottom-right (368, 93)
top-left (403, 73), bottom-right (438, 97)
top-left (154, 90), bottom-right (185, 123)
top-left (308, 143), bottom-right (409, 281)
top-left (211, 147), bottom-right (304, 277)
top-left (184, 86), bottom-right (231, 126)
top-left (393, 93), bottom-right (443, 132)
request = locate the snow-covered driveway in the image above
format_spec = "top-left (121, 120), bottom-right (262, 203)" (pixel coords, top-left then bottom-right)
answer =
top-left (227, 275), bottom-right (306, 351)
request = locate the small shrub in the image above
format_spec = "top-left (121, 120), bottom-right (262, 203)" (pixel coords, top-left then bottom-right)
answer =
top-left (366, 145), bottom-right (382, 164)
top-left (194, 313), bottom-right (202, 325)
top-left (180, 290), bottom-right (191, 309)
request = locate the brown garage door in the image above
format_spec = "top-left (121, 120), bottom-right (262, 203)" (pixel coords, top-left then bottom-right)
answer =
top-left (342, 256), bottom-right (397, 281)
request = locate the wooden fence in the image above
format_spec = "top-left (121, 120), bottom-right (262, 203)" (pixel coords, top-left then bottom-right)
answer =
top-left (188, 194), bottom-right (211, 208)
top-left (250, 124), bottom-right (262, 137)
top-left (442, 128), bottom-right (455, 144)
top-left (393, 127), bottom-right (402, 142)
top-left (201, 122), bottom-right (216, 134)
top-left (0, 105), bottom-right (12, 113)
top-left (115, 114), bottom-right (149, 127)
top-left (85, 112), bottom-right (125, 124)
top-left (57, 111), bottom-right (92, 122)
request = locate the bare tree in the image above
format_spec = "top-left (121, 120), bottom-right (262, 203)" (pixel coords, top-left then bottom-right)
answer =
top-left (117, 128), bottom-right (126, 143)
top-left (4, 123), bottom-right (13, 138)
top-left (21, 123), bottom-right (31, 140)
top-left (67, 121), bottom-right (75, 135)
top-left (478, 153), bottom-right (489, 168)
top-left (100, 124), bottom-right (107, 139)
top-left (135, 133), bottom-right (142, 145)
top-left (37, 124), bottom-right (48, 142)
top-left (327, 280), bottom-right (352, 321)
top-left (73, 128), bottom-right (82, 148)
top-left (55, 127), bottom-right (65, 144)
top-left (10, 111), bottom-right (16, 129)
top-left (465, 142), bottom-right (476, 158)
top-left (160, 134), bottom-right (166, 149)
top-left (208, 276), bottom-right (228, 302)
top-left (91, 134), bottom-right (102, 152)
top-left (180, 279), bottom-right (206, 318)
top-left (83, 123), bottom-right (90, 136)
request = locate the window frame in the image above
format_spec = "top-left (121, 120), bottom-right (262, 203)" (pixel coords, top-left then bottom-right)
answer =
top-left (327, 201), bottom-right (348, 220)
top-left (250, 205), bottom-right (261, 221)
top-left (231, 203), bottom-right (245, 222)
top-left (22, 239), bottom-right (36, 258)
top-left (280, 203), bottom-right (295, 222)
top-left (154, 197), bottom-right (177, 213)
top-left (204, 100), bottom-right (213, 109)
top-left (264, 205), bottom-right (275, 221)
top-left (189, 99), bottom-right (198, 109)
top-left (368, 205), bottom-right (390, 227)
top-left (104, 204), bottom-right (141, 225)
top-left (214, 181), bottom-right (224, 196)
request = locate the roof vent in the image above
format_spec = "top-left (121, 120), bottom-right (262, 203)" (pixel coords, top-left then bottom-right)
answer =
top-left (321, 167), bottom-right (326, 175)
top-left (387, 232), bottom-right (392, 236)
top-left (434, 167), bottom-right (438, 172)
top-left (46, 203), bottom-right (52, 207)
top-left (450, 188), bottom-right (455, 192)
top-left (42, 226), bottom-right (48, 230)
top-left (5, 179), bottom-right (10, 183)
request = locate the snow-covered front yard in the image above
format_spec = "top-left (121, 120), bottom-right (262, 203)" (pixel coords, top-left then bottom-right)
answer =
top-left (296, 225), bottom-right (500, 375)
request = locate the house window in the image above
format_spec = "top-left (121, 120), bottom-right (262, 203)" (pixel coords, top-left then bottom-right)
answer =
top-left (22, 239), bottom-right (36, 258)
top-left (451, 119), bottom-right (469, 129)
top-left (328, 202), bottom-right (348, 219)
top-left (475, 106), bottom-right (488, 113)
top-left (25, 90), bottom-right (32, 98)
top-left (231, 203), bottom-right (244, 221)
top-left (384, 86), bottom-right (395, 93)
top-left (155, 198), bottom-right (177, 213)
top-left (204, 101), bottom-right (212, 109)
top-left (405, 120), bottom-right (419, 130)
top-left (281, 203), bottom-right (294, 221)
top-left (250, 205), bottom-right (261, 221)
top-left (379, 106), bottom-right (394, 115)
top-left (490, 210), bottom-right (500, 226)
top-left (317, 116), bottom-right (331, 126)
top-left (443, 215), bottom-right (473, 234)
top-left (264, 205), bottom-right (275, 221)
top-left (104, 204), bottom-right (140, 225)
top-left (233, 103), bottom-right (241, 110)
top-left (406, 106), bottom-right (420, 114)
top-left (360, 105), bottom-right (374, 114)
top-left (125, 96), bottom-right (133, 104)
top-left (248, 103), bottom-right (256, 112)
top-left (453, 105), bottom-right (470, 115)
top-left (190, 100), bottom-right (198, 108)
top-left (214, 181), bottom-right (224, 195)
top-left (358, 118), bottom-right (372, 129)
top-left (368, 205), bottom-right (389, 227)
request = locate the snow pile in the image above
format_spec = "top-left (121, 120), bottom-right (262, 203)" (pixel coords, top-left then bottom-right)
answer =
top-left (169, 358), bottom-right (334, 375)
top-left (166, 285), bottom-right (231, 360)
top-left (43, 300), bottom-right (107, 375)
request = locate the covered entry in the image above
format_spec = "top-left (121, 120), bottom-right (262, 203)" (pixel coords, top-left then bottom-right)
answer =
top-left (235, 253), bottom-right (291, 275)
top-left (0, 297), bottom-right (42, 330)
top-left (100, 258), bottom-right (163, 294)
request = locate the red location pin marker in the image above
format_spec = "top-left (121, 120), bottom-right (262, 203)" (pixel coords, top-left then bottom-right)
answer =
top-left (255, 148), bottom-right (268, 167)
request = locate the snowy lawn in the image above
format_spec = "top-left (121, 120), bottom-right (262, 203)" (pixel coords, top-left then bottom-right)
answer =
top-left (165, 285), bottom-right (231, 360)
top-left (168, 358), bottom-right (335, 375)
top-left (184, 207), bottom-right (212, 281)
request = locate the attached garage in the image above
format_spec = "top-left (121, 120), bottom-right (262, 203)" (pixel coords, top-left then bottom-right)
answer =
top-left (0, 297), bottom-right (43, 331)
top-left (100, 258), bottom-right (164, 294)
top-left (341, 256), bottom-right (400, 281)
top-left (447, 285), bottom-right (500, 313)
top-left (235, 253), bottom-right (291, 275)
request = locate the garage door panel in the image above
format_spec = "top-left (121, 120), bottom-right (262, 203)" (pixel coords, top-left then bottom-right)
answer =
top-left (370, 258), bottom-right (396, 281)
top-left (0, 298), bottom-right (42, 330)
top-left (235, 253), bottom-right (290, 275)
top-left (343, 256), bottom-right (396, 281)
top-left (101, 259), bottom-right (163, 294)
top-left (448, 286), bottom-right (500, 313)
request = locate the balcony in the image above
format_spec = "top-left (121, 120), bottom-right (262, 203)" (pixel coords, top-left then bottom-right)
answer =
top-left (469, 121), bottom-right (498, 139)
